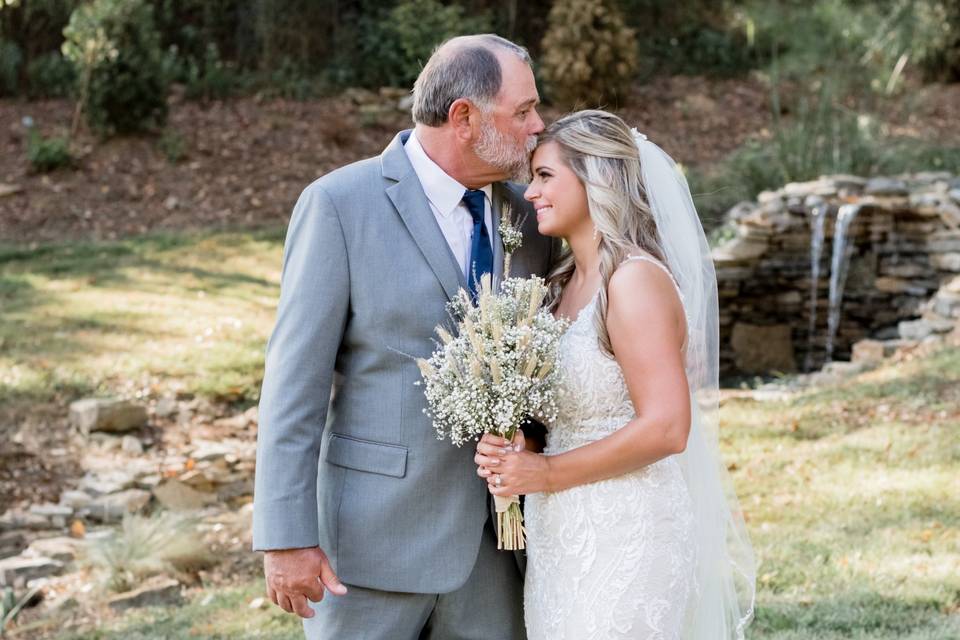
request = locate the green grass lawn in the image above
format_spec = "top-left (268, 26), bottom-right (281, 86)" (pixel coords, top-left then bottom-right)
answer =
top-left (2, 230), bottom-right (958, 639)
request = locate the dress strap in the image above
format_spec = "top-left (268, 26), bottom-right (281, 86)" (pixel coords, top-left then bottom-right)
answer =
top-left (621, 254), bottom-right (683, 300)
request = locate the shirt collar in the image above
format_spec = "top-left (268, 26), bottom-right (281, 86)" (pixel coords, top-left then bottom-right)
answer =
top-left (404, 130), bottom-right (493, 218)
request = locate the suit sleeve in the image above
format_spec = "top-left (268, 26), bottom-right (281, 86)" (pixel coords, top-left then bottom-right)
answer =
top-left (252, 183), bottom-right (349, 551)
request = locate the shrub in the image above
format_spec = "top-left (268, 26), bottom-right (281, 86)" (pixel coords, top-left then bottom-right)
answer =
top-left (182, 43), bottom-right (246, 101)
top-left (26, 50), bottom-right (76, 98)
top-left (0, 38), bottom-right (22, 96)
top-left (82, 512), bottom-right (216, 593)
top-left (540, 0), bottom-right (638, 108)
top-left (62, 0), bottom-right (169, 135)
top-left (358, 0), bottom-right (491, 89)
top-left (27, 130), bottom-right (72, 172)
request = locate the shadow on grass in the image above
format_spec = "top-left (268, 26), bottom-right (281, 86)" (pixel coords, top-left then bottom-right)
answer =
top-left (754, 592), bottom-right (960, 638)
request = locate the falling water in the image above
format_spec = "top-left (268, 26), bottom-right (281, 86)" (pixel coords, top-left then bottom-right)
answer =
top-left (804, 201), bottom-right (830, 371)
top-left (825, 204), bottom-right (864, 362)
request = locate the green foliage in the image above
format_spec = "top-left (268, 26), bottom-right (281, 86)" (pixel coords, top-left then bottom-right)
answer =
top-left (540, 0), bottom-right (638, 108)
top-left (262, 57), bottom-right (320, 100)
top-left (62, 0), bottom-right (169, 135)
top-left (358, 0), bottom-right (492, 89)
top-left (0, 38), bottom-right (21, 96)
top-left (181, 43), bottom-right (246, 101)
top-left (621, 0), bottom-right (763, 77)
top-left (744, 0), bottom-right (958, 95)
top-left (157, 128), bottom-right (185, 163)
top-left (25, 50), bottom-right (75, 97)
top-left (26, 129), bottom-right (72, 172)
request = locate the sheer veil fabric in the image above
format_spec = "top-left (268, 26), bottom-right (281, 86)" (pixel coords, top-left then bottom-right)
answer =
top-left (633, 129), bottom-right (757, 638)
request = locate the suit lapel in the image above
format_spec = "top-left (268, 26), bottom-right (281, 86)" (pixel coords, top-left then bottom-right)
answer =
top-left (383, 131), bottom-right (467, 302)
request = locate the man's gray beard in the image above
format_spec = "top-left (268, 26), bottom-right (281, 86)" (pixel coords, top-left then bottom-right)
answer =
top-left (475, 118), bottom-right (536, 183)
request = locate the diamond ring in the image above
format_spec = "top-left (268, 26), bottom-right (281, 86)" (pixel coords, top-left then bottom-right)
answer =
top-left (495, 474), bottom-right (502, 487)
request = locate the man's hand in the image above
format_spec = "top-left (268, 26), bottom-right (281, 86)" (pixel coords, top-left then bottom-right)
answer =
top-left (264, 546), bottom-right (347, 618)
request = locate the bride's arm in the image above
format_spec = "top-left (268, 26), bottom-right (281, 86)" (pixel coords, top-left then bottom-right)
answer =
top-left (483, 261), bottom-right (690, 496)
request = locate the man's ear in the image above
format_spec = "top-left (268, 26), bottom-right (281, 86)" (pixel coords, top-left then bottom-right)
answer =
top-left (448, 98), bottom-right (477, 142)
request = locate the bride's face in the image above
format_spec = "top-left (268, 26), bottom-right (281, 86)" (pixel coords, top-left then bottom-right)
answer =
top-left (524, 141), bottom-right (590, 239)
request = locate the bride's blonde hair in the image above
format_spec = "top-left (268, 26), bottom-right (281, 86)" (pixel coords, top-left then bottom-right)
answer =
top-left (539, 110), bottom-right (668, 357)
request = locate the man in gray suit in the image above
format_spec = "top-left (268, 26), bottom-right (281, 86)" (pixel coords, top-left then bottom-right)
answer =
top-left (252, 34), bottom-right (556, 639)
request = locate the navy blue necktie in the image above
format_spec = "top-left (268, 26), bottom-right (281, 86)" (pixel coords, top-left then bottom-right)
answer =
top-left (463, 189), bottom-right (493, 300)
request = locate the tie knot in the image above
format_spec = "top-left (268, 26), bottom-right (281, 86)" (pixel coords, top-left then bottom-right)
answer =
top-left (462, 189), bottom-right (485, 223)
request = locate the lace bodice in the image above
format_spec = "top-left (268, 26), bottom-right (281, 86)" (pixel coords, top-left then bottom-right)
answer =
top-left (523, 255), bottom-right (697, 640)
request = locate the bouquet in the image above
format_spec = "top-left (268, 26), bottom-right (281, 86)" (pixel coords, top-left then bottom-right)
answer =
top-left (416, 272), bottom-right (568, 550)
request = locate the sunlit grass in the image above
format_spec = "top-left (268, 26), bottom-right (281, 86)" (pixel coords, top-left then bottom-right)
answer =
top-left (0, 230), bottom-right (284, 410)
top-left (722, 347), bottom-right (960, 638)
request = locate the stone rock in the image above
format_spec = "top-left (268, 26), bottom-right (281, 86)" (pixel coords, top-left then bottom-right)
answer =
top-left (0, 531), bottom-right (27, 560)
top-left (59, 490), bottom-right (93, 510)
top-left (0, 555), bottom-right (64, 588)
top-left (822, 361), bottom-right (865, 377)
top-left (712, 236), bottom-right (769, 262)
top-left (928, 231), bottom-right (960, 252)
top-left (69, 398), bottom-right (148, 435)
top-left (152, 479), bottom-right (214, 511)
top-left (107, 577), bottom-right (182, 611)
top-left (29, 504), bottom-right (74, 529)
top-left (79, 470), bottom-right (138, 496)
top-left (865, 177), bottom-right (909, 196)
top-left (87, 489), bottom-right (151, 522)
top-left (397, 93), bottom-right (414, 111)
top-left (882, 339), bottom-right (917, 357)
top-left (121, 435), bottom-right (144, 454)
top-left (24, 536), bottom-right (83, 564)
top-left (851, 339), bottom-right (885, 365)
top-left (154, 397), bottom-right (179, 418)
top-left (0, 510), bottom-right (54, 532)
top-left (898, 319), bottom-right (933, 341)
top-left (731, 323), bottom-right (797, 374)
top-left (931, 253), bottom-right (960, 272)
top-left (0, 183), bottom-right (23, 198)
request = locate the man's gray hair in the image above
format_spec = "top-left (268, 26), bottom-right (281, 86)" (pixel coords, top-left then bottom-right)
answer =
top-left (412, 34), bottom-right (531, 127)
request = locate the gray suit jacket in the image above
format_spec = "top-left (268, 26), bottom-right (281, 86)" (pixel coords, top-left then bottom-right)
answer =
top-left (252, 130), bottom-right (557, 594)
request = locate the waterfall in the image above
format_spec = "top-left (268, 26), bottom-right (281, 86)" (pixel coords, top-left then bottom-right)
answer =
top-left (804, 201), bottom-right (830, 371)
top-left (825, 204), bottom-right (864, 362)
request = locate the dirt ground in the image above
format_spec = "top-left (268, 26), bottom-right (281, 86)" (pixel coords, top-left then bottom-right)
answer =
top-left (0, 74), bottom-right (778, 244)
top-left (4, 76), bottom-right (959, 245)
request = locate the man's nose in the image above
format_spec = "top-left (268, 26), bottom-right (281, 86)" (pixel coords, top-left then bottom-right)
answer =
top-left (530, 108), bottom-right (545, 135)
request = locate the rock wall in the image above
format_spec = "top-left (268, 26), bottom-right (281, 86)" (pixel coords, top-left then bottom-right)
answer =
top-left (711, 173), bottom-right (960, 374)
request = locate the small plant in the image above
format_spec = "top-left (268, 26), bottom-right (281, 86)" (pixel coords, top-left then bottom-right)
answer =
top-left (82, 511), bottom-right (216, 593)
top-left (183, 43), bottom-right (245, 102)
top-left (157, 128), bottom-right (186, 164)
top-left (26, 127), bottom-right (73, 173)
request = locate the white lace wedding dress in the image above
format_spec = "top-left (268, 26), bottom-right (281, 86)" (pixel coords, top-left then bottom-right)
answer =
top-left (524, 255), bottom-right (697, 640)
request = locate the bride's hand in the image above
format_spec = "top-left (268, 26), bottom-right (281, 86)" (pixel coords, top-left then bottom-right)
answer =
top-left (480, 440), bottom-right (551, 497)
top-left (474, 431), bottom-right (524, 479)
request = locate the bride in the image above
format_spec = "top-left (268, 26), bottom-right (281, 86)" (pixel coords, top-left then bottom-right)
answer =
top-left (474, 110), bottom-right (755, 639)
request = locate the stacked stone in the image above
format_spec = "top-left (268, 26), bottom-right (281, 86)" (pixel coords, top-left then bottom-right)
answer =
top-left (712, 172), bottom-right (960, 375)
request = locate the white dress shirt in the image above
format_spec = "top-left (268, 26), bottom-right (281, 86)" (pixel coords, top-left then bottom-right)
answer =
top-left (404, 131), bottom-right (494, 279)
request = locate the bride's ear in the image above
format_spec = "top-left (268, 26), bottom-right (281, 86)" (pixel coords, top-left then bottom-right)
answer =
top-left (448, 98), bottom-right (479, 142)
